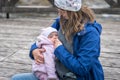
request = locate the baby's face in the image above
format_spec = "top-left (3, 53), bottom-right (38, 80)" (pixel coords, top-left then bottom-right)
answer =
top-left (48, 32), bottom-right (58, 44)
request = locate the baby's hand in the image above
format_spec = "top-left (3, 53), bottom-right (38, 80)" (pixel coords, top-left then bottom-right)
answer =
top-left (54, 39), bottom-right (62, 48)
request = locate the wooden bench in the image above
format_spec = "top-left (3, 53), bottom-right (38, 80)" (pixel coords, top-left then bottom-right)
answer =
top-left (2, 6), bottom-right (120, 14)
top-left (104, 0), bottom-right (120, 8)
top-left (0, 0), bottom-right (57, 18)
top-left (0, 0), bottom-right (120, 19)
top-left (0, 0), bottom-right (19, 18)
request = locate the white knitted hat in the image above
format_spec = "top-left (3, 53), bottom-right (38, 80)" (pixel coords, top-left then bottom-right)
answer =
top-left (40, 27), bottom-right (57, 37)
top-left (54, 0), bottom-right (82, 11)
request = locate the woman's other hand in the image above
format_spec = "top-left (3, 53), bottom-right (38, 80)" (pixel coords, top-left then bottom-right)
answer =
top-left (32, 48), bottom-right (45, 64)
top-left (54, 39), bottom-right (62, 48)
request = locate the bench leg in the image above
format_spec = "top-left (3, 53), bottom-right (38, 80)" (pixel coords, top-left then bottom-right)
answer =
top-left (6, 13), bottom-right (9, 19)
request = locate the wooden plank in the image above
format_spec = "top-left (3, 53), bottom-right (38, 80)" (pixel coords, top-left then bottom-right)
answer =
top-left (1, 6), bottom-right (57, 13)
top-left (92, 8), bottom-right (120, 14)
top-left (1, 7), bottom-right (120, 14)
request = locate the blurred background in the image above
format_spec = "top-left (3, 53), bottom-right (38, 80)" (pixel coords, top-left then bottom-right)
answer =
top-left (0, 0), bottom-right (120, 80)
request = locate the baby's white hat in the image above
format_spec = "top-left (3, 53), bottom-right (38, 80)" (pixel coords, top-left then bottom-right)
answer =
top-left (54, 0), bottom-right (82, 11)
top-left (41, 27), bottom-right (57, 37)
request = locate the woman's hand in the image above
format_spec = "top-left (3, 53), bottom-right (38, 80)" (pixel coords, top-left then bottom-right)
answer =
top-left (32, 48), bottom-right (45, 64)
top-left (54, 39), bottom-right (62, 48)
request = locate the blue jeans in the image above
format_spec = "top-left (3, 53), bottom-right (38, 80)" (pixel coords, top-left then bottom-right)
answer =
top-left (11, 73), bottom-right (38, 80)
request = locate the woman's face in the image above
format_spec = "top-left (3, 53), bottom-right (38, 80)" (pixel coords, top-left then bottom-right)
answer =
top-left (57, 9), bottom-right (69, 19)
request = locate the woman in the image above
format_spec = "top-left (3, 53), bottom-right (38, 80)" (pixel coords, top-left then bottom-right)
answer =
top-left (53, 0), bottom-right (104, 80)
top-left (11, 0), bottom-right (104, 80)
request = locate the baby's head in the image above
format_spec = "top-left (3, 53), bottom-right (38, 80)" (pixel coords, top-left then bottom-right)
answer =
top-left (41, 27), bottom-right (58, 43)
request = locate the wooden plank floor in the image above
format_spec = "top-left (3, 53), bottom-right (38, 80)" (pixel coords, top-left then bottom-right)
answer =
top-left (0, 14), bottom-right (120, 80)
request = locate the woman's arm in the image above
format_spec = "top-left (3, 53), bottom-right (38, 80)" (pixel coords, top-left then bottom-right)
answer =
top-left (29, 42), bottom-right (45, 64)
top-left (54, 30), bottom-right (100, 76)
top-left (29, 17), bottom-right (60, 60)
top-left (29, 43), bottom-right (38, 59)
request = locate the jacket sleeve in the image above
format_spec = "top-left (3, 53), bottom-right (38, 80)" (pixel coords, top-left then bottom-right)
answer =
top-left (29, 17), bottom-right (60, 59)
top-left (54, 30), bottom-right (100, 76)
top-left (29, 42), bottom-right (38, 59)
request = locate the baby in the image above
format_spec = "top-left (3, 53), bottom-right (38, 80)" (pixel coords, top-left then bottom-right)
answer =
top-left (32, 27), bottom-right (59, 80)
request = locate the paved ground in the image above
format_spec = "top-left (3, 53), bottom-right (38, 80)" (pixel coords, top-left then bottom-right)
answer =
top-left (0, 14), bottom-right (120, 80)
